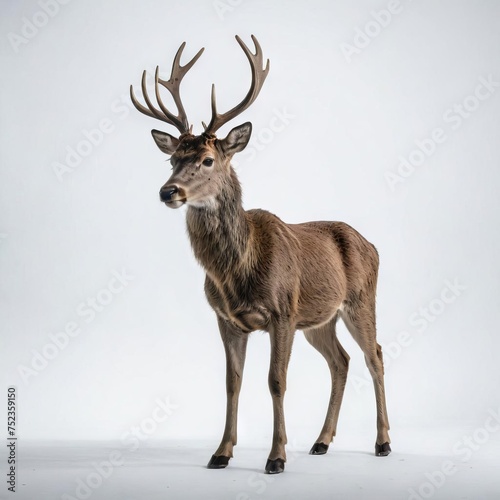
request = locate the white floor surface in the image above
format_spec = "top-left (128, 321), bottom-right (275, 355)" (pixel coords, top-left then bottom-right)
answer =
top-left (6, 425), bottom-right (500, 500)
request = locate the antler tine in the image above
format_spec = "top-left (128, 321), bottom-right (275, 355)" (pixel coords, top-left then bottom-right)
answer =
top-left (205, 35), bottom-right (270, 136)
top-left (130, 71), bottom-right (158, 121)
top-left (153, 66), bottom-right (187, 132)
top-left (130, 69), bottom-right (184, 130)
top-left (163, 42), bottom-right (205, 88)
top-left (130, 43), bottom-right (204, 135)
top-left (157, 44), bottom-right (205, 132)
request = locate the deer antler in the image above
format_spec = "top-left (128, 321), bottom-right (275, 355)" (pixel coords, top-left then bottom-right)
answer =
top-left (204, 35), bottom-right (270, 136)
top-left (130, 42), bottom-right (204, 135)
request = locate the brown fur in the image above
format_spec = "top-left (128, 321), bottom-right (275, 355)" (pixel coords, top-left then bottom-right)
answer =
top-left (131, 37), bottom-right (390, 471)
top-left (153, 126), bottom-right (391, 468)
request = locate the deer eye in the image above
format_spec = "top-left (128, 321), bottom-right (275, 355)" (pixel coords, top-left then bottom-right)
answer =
top-left (202, 158), bottom-right (214, 167)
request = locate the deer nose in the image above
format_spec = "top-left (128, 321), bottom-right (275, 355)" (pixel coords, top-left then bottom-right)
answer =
top-left (159, 185), bottom-right (178, 202)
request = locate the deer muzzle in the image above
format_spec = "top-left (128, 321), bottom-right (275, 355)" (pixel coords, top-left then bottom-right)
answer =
top-left (159, 185), bottom-right (186, 208)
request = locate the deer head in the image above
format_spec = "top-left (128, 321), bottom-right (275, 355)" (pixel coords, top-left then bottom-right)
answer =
top-left (130, 35), bottom-right (270, 209)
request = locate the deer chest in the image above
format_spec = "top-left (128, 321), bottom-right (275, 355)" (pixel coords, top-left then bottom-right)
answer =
top-left (204, 276), bottom-right (270, 333)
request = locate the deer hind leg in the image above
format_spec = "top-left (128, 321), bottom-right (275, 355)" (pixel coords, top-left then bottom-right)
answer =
top-left (303, 314), bottom-right (350, 456)
top-left (207, 316), bottom-right (249, 469)
top-left (341, 301), bottom-right (391, 456)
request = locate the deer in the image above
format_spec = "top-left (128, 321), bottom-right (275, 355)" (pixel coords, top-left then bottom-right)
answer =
top-left (130, 35), bottom-right (391, 474)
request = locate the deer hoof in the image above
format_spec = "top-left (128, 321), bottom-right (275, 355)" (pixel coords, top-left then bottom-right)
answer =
top-left (375, 442), bottom-right (391, 456)
top-left (265, 458), bottom-right (285, 474)
top-left (207, 454), bottom-right (230, 469)
top-left (309, 442), bottom-right (329, 455)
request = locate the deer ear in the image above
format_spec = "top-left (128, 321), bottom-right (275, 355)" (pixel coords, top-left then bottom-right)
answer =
top-left (220, 122), bottom-right (252, 155)
top-left (151, 129), bottom-right (180, 155)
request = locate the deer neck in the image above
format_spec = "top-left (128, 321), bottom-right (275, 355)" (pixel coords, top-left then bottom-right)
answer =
top-left (185, 168), bottom-right (251, 278)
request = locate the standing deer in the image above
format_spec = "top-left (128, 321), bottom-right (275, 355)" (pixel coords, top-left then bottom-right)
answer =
top-left (130, 35), bottom-right (391, 474)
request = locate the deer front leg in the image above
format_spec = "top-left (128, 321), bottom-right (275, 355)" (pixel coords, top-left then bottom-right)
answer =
top-left (207, 316), bottom-right (248, 469)
top-left (266, 325), bottom-right (295, 474)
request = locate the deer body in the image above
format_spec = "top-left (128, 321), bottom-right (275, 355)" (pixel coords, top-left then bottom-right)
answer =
top-left (131, 35), bottom-right (391, 474)
top-left (190, 196), bottom-right (365, 334)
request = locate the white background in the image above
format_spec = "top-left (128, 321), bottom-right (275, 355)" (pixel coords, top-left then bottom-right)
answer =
top-left (1, 0), bottom-right (499, 499)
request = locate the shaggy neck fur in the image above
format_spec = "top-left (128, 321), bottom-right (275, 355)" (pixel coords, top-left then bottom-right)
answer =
top-left (185, 167), bottom-right (251, 278)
